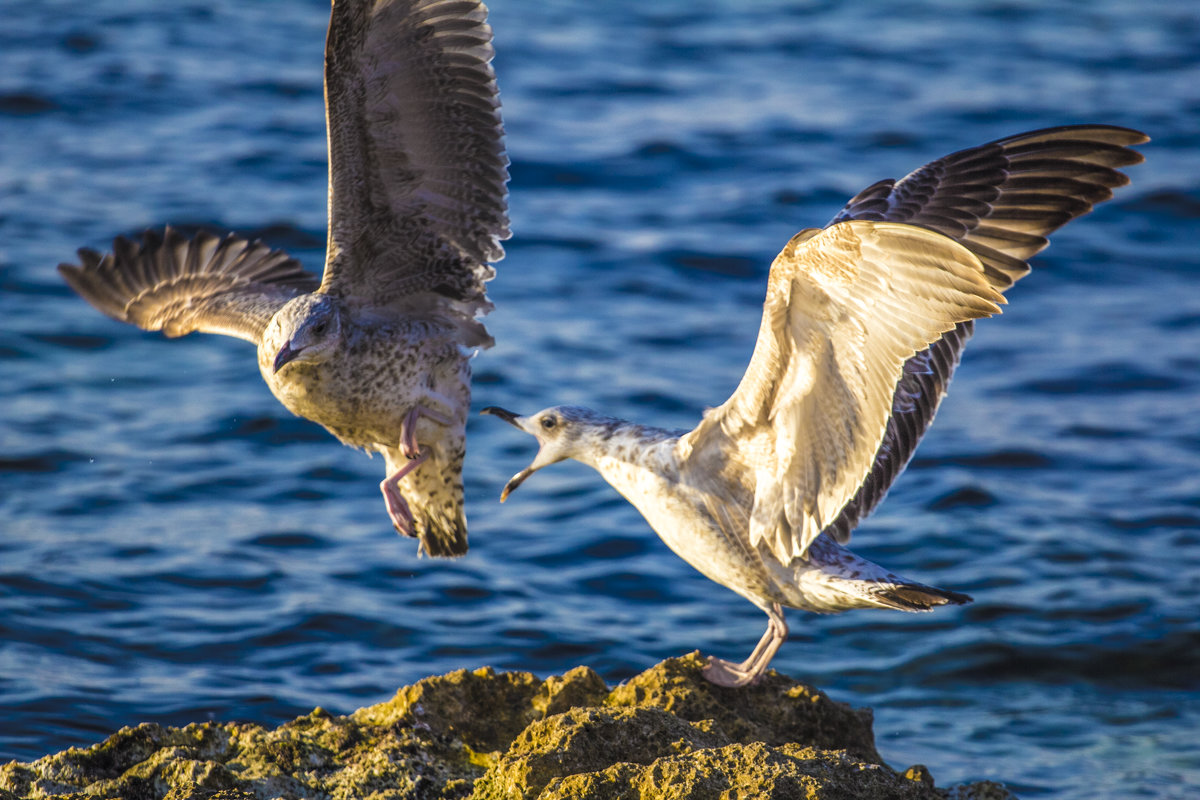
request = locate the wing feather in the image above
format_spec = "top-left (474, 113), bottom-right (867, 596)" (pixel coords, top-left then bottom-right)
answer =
top-left (59, 228), bottom-right (319, 345)
top-left (320, 0), bottom-right (509, 311)
top-left (833, 124), bottom-right (1148, 288)
top-left (819, 125), bottom-right (1147, 543)
top-left (683, 221), bottom-right (1005, 563)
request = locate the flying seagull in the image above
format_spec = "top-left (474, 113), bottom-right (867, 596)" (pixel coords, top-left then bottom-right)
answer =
top-left (59, 0), bottom-right (509, 557)
top-left (485, 125), bottom-right (1147, 686)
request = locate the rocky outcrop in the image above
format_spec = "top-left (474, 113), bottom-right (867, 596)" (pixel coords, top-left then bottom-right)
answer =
top-left (0, 653), bottom-right (1014, 799)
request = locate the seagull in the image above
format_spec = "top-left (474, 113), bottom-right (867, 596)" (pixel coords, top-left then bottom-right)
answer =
top-left (58, 0), bottom-right (509, 558)
top-left (485, 125), bottom-right (1147, 686)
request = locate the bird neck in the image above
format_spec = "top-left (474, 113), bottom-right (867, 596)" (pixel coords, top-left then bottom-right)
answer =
top-left (573, 418), bottom-right (682, 481)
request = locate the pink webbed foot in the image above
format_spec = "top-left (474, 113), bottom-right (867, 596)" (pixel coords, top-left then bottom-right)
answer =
top-left (401, 405), bottom-right (454, 460)
top-left (380, 450), bottom-right (428, 536)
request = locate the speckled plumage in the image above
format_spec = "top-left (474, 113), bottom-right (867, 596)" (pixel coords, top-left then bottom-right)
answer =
top-left (487, 125), bottom-right (1146, 686)
top-left (59, 0), bottom-right (509, 557)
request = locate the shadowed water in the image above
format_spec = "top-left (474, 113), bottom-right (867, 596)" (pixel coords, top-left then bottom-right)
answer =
top-left (2, 1), bottom-right (1198, 797)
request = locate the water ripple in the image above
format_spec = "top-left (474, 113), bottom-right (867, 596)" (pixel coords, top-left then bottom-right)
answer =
top-left (3, 2), bottom-right (1198, 798)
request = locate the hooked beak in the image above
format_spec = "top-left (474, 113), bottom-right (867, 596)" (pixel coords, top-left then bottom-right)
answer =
top-left (481, 406), bottom-right (538, 502)
top-left (273, 342), bottom-right (302, 373)
top-left (481, 406), bottom-right (521, 427)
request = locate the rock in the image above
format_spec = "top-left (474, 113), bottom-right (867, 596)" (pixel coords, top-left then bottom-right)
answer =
top-left (0, 654), bottom-right (1016, 800)
top-left (540, 743), bottom-right (936, 800)
top-left (472, 706), bottom-right (730, 799)
top-left (606, 653), bottom-right (882, 764)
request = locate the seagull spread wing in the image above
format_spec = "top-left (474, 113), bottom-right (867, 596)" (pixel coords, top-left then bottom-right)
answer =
top-left (319, 0), bottom-right (509, 314)
top-left (58, 228), bottom-right (319, 345)
top-left (833, 124), bottom-right (1148, 288)
top-left (819, 125), bottom-right (1148, 543)
top-left (683, 221), bottom-right (1005, 565)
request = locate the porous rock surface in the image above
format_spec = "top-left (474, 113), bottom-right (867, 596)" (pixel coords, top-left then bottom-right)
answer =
top-left (0, 653), bottom-right (1015, 799)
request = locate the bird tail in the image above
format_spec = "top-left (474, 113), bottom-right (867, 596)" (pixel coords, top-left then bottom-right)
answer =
top-left (389, 445), bottom-right (470, 558)
top-left (797, 536), bottom-right (972, 612)
top-left (869, 582), bottom-right (972, 611)
top-left (412, 504), bottom-right (469, 558)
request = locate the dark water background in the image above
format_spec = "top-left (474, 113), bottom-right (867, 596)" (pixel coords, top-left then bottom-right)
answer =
top-left (3, 1), bottom-right (1198, 796)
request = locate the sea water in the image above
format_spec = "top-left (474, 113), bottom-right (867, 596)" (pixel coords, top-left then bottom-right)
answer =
top-left (2, 1), bottom-right (1198, 796)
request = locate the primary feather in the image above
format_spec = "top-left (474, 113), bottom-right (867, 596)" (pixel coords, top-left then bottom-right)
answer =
top-left (59, 0), bottom-right (510, 558)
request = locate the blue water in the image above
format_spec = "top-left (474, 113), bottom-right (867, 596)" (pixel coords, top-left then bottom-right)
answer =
top-left (2, 0), bottom-right (1198, 796)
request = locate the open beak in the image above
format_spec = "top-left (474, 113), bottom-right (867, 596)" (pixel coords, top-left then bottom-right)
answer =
top-left (481, 406), bottom-right (539, 502)
top-left (481, 406), bottom-right (521, 427)
top-left (499, 466), bottom-right (535, 502)
top-left (273, 342), bottom-right (302, 373)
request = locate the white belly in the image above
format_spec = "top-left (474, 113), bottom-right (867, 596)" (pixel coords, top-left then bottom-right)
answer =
top-left (595, 455), bottom-right (778, 605)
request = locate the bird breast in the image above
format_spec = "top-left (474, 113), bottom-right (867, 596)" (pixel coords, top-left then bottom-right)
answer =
top-left (594, 447), bottom-right (778, 603)
top-left (260, 319), bottom-right (467, 449)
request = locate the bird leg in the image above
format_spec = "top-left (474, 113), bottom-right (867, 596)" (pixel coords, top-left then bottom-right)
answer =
top-left (701, 603), bottom-right (788, 688)
top-left (384, 403), bottom-right (453, 536)
top-left (380, 450), bottom-right (428, 537)
top-left (401, 404), bottom-right (454, 460)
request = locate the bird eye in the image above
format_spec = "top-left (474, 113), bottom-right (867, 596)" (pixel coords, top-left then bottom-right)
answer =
top-left (312, 321), bottom-right (328, 335)
top-left (541, 416), bottom-right (557, 430)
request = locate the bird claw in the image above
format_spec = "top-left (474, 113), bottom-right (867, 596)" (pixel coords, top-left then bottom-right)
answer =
top-left (382, 480), bottom-right (415, 537)
top-left (700, 604), bottom-right (786, 688)
top-left (701, 656), bottom-right (763, 688)
top-left (390, 503), bottom-right (415, 537)
top-left (380, 450), bottom-right (428, 537)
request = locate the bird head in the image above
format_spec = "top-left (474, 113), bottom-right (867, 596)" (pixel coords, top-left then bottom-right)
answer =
top-left (481, 405), bottom-right (604, 501)
top-left (267, 294), bottom-right (343, 373)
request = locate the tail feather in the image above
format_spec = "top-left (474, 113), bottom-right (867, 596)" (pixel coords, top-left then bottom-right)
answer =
top-left (412, 506), bottom-right (469, 558)
top-left (390, 442), bottom-right (470, 559)
top-left (800, 536), bottom-right (972, 612)
top-left (872, 582), bottom-right (972, 611)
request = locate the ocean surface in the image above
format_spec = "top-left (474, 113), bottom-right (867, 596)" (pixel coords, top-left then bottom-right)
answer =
top-left (2, 0), bottom-right (1198, 796)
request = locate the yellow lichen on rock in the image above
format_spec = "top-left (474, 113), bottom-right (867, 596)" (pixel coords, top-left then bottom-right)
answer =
top-left (0, 656), bottom-right (1016, 800)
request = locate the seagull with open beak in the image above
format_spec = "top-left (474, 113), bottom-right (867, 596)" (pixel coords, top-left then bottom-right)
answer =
top-left (475, 122), bottom-right (1146, 689)
top-left (481, 406), bottom-right (584, 501)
